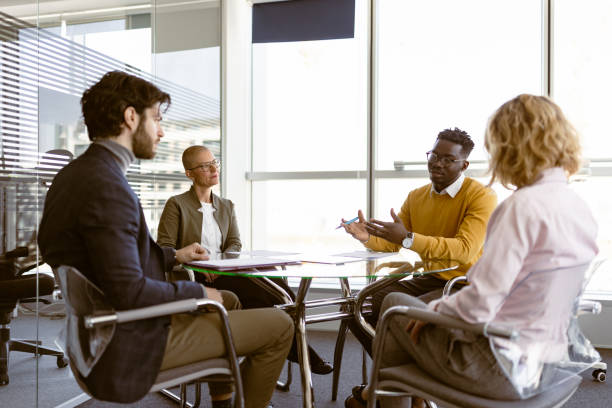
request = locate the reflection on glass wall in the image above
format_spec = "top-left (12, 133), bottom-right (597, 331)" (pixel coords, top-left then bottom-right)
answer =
top-left (0, 1), bottom-right (220, 405)
top-left (0, 10), bottom-right (44, 405)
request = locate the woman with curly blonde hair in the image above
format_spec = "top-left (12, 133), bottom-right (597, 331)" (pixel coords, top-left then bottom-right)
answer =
top-left (363, 94), bottom-right (599, 408)
top-left (485, 94), bottom-right (582, 188)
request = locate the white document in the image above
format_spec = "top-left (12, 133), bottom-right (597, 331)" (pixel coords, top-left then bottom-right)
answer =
top-left (187, 257), bottom-right (299, 271)
top-left (237, 250), bottom-right (300, 257)
top-left (332, 251), bottom-right (394, 260)
top-left (276, 253), bottom-right (364, 265)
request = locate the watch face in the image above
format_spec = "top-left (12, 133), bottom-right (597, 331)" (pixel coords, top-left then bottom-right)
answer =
top-left (402, 233), bottom-right (413, 249)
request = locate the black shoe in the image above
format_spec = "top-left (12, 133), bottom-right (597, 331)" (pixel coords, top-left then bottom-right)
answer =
top-left (311, 358), bottom-right (333, 375)
top-left (345, 395), bottom-right (366, 408)
top-left (346, 384), bottom-right (379, 408)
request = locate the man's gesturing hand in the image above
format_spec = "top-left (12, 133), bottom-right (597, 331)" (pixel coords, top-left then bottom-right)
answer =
top-left (364, 208), bottom-right (408, 245)
top-left (342, 209), bottom-right (370, 243)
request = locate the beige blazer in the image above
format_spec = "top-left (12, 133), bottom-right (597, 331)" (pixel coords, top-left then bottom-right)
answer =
top-left (157, 186), bottom-right (241, 252)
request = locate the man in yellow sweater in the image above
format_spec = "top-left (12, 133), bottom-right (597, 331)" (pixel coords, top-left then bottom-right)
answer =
top-left (342, 127), bottom-right (497, 356)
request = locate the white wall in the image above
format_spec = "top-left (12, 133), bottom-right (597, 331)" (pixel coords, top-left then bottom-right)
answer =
top-left (221, 0), bottom-right (252, 249)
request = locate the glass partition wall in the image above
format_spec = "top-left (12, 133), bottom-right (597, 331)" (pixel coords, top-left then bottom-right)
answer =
top-left (0, 1), bottom-right (221, 405)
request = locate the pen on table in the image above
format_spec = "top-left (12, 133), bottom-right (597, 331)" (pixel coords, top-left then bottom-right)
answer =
top-left (336, 216), bottom-right (359, 229)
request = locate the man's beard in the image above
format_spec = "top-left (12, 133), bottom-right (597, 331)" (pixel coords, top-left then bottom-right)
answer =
top-left (132, 120), bottom-right (156, 159)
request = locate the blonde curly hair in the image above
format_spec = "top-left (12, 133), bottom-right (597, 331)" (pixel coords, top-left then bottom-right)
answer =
top-left (485, 94), bottom-right (582, 189)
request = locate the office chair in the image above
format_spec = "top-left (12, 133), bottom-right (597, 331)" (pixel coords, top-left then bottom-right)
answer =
top-left (170, 265), bottom-right (295, 393)
top-left (367, 261), bottom-right (605, 408)
top-left (368, 306), bottom-right (581, 408)
top-left (0, 247), bottom-right (68, 385)
top-left (441, 260), bottom-right (608, 385)
top-left (55, 265), bottom-right (244, 408)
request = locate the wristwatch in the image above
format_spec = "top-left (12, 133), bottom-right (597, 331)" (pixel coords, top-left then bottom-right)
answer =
top-left (402, 232), bottom-right (414, 249)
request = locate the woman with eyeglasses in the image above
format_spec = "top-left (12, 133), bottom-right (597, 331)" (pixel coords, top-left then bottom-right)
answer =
top-left (157, 145), bottom-right (334, 375)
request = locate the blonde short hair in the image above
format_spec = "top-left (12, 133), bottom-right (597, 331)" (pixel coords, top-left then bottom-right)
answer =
top-left (182, 145), bottom-right (210, 170)
top-left (485, 94), bottom-right (582, 189)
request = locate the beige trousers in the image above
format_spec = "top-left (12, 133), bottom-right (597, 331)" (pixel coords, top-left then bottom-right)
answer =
top-left (160, 291), bottom-right (294, 408)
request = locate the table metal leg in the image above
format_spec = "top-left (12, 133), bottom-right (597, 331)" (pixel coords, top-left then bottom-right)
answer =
top-left (249, 276), bottom-right (293, 304)
top-left (249, 276), bottom-right (295, 391)
top-left (295, 277), bottom-right (314, 408)
top-left (331, 277), bottom-right (353, 401)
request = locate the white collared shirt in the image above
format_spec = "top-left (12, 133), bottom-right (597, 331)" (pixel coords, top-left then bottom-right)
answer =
top-left (199, 202), bottom-right (222, 254)
top-left (431, 172), bottom-right (465, 198)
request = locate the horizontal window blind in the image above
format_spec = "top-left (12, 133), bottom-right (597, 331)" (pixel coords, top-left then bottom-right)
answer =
top-left (0, 10), bottom-right (220, 251)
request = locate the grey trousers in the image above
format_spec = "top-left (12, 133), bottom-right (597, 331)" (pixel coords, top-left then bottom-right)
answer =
top-left (160, 290), bottom-right (294, 408)
top-left (373, 292), bottom-right (520, 403)
top-left (349, 275), bottom-right (458, 356)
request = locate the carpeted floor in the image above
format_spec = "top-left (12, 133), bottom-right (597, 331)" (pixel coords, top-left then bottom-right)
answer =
top-left (78, 331), bottom-right (612, 408)
top-left (3, 313), bottom-right (611, 408)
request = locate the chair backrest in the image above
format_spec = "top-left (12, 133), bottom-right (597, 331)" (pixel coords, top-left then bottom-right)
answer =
top-left (488, 261), bottom-right (603, 399)
top-left (54, 265), bottom-right (115, 378)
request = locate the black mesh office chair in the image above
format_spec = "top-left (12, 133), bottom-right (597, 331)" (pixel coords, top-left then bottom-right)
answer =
top-left (0, 247), bottom-right (68, 385)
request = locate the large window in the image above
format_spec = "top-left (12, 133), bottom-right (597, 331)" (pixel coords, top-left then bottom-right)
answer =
top-left (374, 0), bottom-right (542, 223)
top-left (251, 0), bottom-right (369, 254)
top-left (376, 0), bottom-right (542, 169)
top-left (553, 0), bottom-right (612, 294)
top-left (249, 0), bottom-right (611, 298)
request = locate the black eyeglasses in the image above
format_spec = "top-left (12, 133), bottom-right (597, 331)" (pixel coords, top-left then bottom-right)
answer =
top-left (426, 151), bottom-right (464, 167)
top-left (188, 159), bottom-right (220, 172)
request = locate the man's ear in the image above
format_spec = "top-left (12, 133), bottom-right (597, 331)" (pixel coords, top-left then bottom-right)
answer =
top-left (123, 106), bottom-right (139, 132)
top-left (462, 160), bottom-right (470, 171)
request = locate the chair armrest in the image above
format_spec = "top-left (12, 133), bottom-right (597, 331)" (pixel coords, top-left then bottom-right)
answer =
top-left (367, 305), bottom-right (518, 407)
top-left (442, 275), bottom-right (467, 297)
top-left (20, 297), bottom-right (52, 305)
top-left (578, 299), bottom-right (602, 315)
top-left (379, 306), bottom-right (518, 340)
top-left (84, 298), bottom-right (222, 329)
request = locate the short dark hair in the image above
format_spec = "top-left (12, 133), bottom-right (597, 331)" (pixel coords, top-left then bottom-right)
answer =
top-left (182, 145), bottom-right (210, 170)
top-left (437, 127), bottom-right (475, 157)
top-left (80, 71), bottom-right (171, 141)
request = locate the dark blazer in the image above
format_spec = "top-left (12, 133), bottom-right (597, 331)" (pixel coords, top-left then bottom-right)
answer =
top-left (38, 144), bottom-right (204, 403)
top-left (157, 186), bottom-right (241, 252)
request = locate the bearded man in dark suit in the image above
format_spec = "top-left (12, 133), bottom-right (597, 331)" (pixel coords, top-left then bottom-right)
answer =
top-left (38, 71), bottom-right (293, 408)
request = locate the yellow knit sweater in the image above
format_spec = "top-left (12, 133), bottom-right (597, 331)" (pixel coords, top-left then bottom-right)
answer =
top-left (365, 177), bottom-right (497, 280)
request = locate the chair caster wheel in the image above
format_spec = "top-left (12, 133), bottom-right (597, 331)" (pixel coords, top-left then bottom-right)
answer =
top-left (0, 374), bottom-right (8, 385)
top-left (592, 369), bottom-right (606, 383)
top-left (57, 356), bottom-right (69, 368)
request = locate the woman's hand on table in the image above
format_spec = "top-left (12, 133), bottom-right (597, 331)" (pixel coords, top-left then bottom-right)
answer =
top-left (176, 242), bottom-right (209, 264)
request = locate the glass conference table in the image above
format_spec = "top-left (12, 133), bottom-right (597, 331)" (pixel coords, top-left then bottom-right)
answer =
top-left (186, 251), bottom-right (459, 408)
